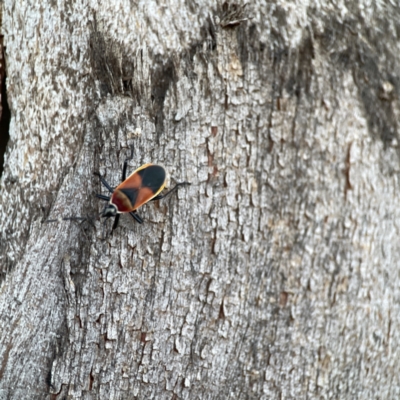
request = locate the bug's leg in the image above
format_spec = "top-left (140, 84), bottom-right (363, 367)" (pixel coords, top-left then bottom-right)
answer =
top-left (121, 159), bottom-right (129, 182)
top-left (129, 211), bottom-right (143, 224)
top-left (94, 172), bottom-right (114, 194)
top-left (96, 194), bottom-right (110, 202)
top-left (112, 214), bottom-right (121, 230)
top-left (122, 144), bottom-right (135, 181)
top-left (151, 182), bottom-right (191, 201)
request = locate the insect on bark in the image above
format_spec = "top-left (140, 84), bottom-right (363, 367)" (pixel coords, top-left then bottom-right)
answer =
top-left (95, 146), bottom-right (190, 231)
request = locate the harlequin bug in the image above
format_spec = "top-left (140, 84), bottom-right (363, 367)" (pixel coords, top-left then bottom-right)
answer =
top-left (95, 146), bottom-right (190, 230)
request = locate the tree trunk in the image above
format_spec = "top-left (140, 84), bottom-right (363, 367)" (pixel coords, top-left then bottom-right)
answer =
top-left (1, 1), bottom-right (400, 399)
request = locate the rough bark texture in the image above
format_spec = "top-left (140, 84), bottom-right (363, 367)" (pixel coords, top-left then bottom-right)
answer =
top-left (1, 1), bottom-right (400, 399)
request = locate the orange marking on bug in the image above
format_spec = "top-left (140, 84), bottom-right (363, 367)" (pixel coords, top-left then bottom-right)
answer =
top-left (111, 189), bottom-right (135, 213)
top-left (117, 171), bottom-right (142, 190)
top-left (119, 163), bottom-right (154, 189)
top-left (132, 187), bottom-right (156, 210)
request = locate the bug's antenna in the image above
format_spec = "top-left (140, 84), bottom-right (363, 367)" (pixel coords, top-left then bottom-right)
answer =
top-left (44, 216), bottom-right (87, 224)
top-left (84, 213), bottom-right (97, 228)
top-left (45, 212), bottom-right (100, 227)
top-left (102, 217), bottom-right (109, 240)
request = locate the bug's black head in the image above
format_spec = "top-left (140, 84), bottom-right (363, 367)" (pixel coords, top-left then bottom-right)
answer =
top-left (101, 204), bottom-right (118, 218)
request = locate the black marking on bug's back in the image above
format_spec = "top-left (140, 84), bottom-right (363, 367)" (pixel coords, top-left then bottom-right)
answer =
top-left (138, 165), bottom-right (166, 192)
top-left (119, 187), bottom-right (139, 206)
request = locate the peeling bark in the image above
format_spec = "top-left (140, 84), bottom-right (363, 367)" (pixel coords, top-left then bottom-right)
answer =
top-left (1, 1), bottom-right (400, 399)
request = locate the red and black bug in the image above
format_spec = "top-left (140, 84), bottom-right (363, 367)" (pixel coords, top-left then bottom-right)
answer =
top-left (95, 147), bottom-right (190, 230)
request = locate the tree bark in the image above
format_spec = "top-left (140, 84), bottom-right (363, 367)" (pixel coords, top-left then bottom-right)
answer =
top-left (1, 1), bottom-right (400, 399)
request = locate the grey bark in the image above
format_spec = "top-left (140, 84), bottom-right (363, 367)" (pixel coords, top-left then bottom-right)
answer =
top-left (1, 1), bottom-right (400, 399)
